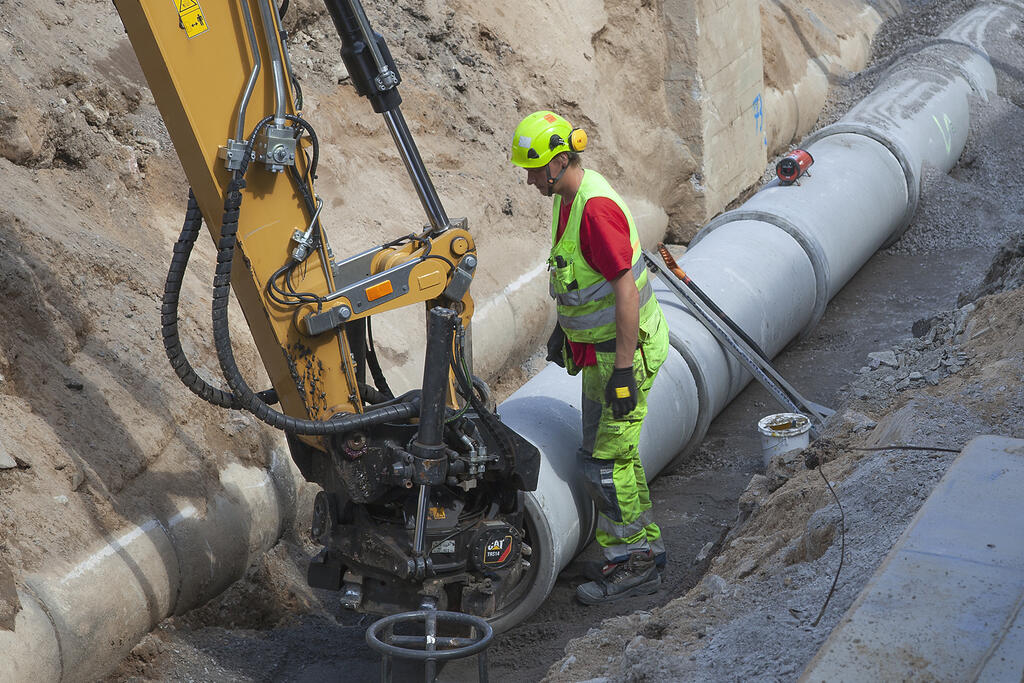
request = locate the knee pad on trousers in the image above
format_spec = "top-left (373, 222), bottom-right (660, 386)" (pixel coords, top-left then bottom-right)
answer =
top-left (581, 455), bottom-right (623, 523)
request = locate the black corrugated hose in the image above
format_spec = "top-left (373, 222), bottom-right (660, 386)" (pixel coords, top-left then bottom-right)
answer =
top-left (161, 189), bottom-right (241, 409)
top-left (161, 190), bottom-right (280, 408)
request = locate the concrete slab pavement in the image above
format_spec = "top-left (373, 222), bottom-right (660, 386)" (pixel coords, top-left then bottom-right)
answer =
top-left (801, 435), bottom-right (1024, 681)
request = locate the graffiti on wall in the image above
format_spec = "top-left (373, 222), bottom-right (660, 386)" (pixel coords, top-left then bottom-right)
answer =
top-left (753, 93), bottom-right (767, 147)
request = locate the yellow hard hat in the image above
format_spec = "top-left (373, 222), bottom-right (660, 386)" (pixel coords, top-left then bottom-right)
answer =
top-left (510, 111), bottom-right (587, 168)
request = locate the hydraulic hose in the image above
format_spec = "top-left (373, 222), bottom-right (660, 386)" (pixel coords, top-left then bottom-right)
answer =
top-left (161, 189), bottom-right (241, 409)
top-left (162, 190), bottom-right (281, 409)
top-left (209, 118), bottom-right (419, 435)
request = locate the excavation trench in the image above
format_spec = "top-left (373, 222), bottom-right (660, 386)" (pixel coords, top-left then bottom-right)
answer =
top-left (101, 241), bottom-right (1002, 683)
top-left (0, 0), bottom-right (1015, 679)
top-left (489, 0), bottom-right (1003, 636)
top-left (96, 2), bottom-right (1024, 680)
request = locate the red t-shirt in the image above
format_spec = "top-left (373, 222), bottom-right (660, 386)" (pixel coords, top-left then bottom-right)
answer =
top-left (555, 196), bottom-right (634, 367)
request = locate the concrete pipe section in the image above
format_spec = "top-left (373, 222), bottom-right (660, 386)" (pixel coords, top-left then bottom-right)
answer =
top-left (1, 2), bottom-right (1019, 678)
top-left (491, 2), bottom-right (1012, 633)
top-left (0, 450), bottom-right (313, 682)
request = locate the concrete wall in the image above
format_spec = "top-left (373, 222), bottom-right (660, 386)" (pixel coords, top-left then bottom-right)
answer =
top-left (662, 0), bottom-right (883, 241)
top-left (761, 2), bottom-right (884, 161)
top-left (697, 0), bottom-right (768, 218)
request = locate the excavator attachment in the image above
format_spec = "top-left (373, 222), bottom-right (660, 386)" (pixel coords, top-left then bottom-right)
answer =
top-left (113, 0), bottom-right (540, 623)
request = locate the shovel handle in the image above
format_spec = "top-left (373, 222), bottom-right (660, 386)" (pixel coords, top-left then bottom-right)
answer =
top-left (657, 243), bottom-right (689, 283)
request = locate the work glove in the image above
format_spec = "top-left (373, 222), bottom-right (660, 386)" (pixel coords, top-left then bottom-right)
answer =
top-left (546, 324), bottom-right (566, 367)
top-left (605, 366), bottom-right (638, 419)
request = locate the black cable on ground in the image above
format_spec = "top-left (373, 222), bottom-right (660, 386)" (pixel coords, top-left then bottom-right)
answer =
top-left (810, 459), bottom-right (845, 628)
top-left (849, 444), bottom-right (961, 453)
top-left (802, 441), bottom-right (960, 627)
top-left (805, 441), bottom-right (963, 466)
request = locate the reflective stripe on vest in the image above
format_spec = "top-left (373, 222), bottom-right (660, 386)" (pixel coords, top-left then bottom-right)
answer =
top-left (559, 277), bottom-right (656, 332)
top-left (552, 257), bottom-right (648, 307)
top-left (548, 170), bottom-right (661, 344)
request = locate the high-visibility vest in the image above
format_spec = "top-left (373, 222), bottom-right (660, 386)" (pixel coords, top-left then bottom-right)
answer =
top-left (548, 170), bottom-right (661, 344)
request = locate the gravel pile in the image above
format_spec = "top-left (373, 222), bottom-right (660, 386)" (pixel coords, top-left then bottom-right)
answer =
top-left (848, 229), bottom-right (1024, 411)
top-left (846, 306), bottom-right (974, 399)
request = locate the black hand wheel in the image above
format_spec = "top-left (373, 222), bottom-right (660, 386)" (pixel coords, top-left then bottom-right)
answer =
top-left (365, 609), bottom-right (493, 682)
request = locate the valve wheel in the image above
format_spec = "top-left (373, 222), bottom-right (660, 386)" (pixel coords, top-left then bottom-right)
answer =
top-left (366, 609), bottom-right (493, 681)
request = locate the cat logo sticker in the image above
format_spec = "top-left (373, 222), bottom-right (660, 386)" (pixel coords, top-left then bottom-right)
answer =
top-left (484, 535), bottom-right (513, 565)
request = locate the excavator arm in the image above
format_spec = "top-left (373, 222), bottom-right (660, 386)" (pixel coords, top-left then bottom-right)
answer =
top-left (113, 0), bottom-right (540, 624)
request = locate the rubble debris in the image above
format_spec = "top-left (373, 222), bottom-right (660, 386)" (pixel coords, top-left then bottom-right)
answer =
top-left (867, 350), bottom-right (898, 368)
top-left (694, 541), bottom-right (715, 564)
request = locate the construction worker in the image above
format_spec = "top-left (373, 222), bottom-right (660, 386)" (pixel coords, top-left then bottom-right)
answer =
top-left (510, 111), bottom-right (670, 604)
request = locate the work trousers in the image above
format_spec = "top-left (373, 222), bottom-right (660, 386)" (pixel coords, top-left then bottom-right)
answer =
top-left (579, 314), bottom-right (669, 562)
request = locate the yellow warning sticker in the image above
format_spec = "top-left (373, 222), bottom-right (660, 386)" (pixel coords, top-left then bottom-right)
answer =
top-left (174, 0), bottom-right (209, 39)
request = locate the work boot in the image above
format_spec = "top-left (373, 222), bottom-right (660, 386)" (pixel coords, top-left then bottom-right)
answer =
top-left (575, 550), bottom-right (661, 605)
top-left (581, 550), bottom-right (667, 581)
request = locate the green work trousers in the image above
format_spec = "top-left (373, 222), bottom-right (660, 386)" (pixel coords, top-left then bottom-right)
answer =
top-left (579, 312), bottom-right (669, 562)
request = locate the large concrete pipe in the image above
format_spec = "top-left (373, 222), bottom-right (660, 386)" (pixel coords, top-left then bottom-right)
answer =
top-left (490, 2), bottom-right (1015, 632)
top-left (0, 449), bottom-right (313, 682)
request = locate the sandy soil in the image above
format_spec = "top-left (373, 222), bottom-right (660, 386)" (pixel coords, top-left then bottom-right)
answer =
top-left (2, 0), bottom-right (1018, 681)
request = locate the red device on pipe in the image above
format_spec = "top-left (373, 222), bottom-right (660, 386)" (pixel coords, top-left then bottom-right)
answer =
top-left (776, 149), bottom-right (814, 185)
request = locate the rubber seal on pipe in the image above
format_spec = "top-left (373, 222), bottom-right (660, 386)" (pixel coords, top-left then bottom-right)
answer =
top-left (888, 41), bottom-right (996, 97)
top-left (486, 492), bottom-right (559, 634)
top-left (804, 123), bottom-right (920, 248)
top-left (664, 330), bottom-right (714, 471)
top-left (153, 516), bottom-right (184, 616)
top-left (690, 210), bottom-right (831, 338)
